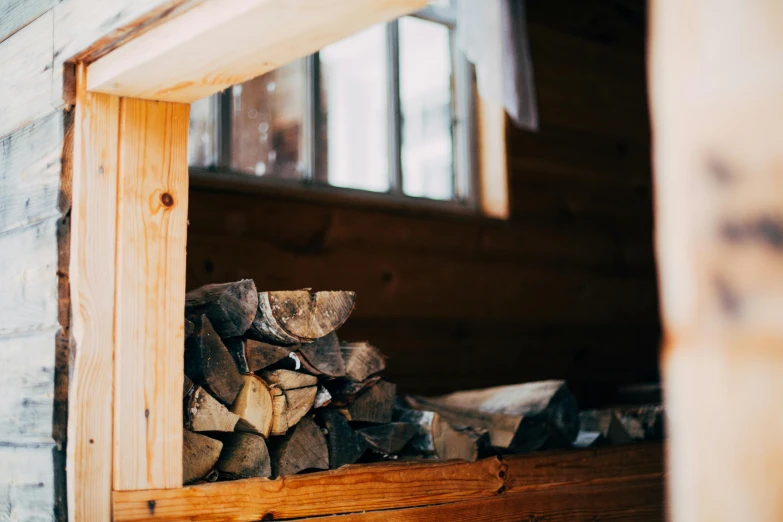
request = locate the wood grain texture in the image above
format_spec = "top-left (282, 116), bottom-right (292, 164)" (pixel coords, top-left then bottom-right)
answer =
top-left (0, 10), bottom-right (54, 139)
top-left (649, 1), bottom-right (783, 521)
top-left (87, 0), bottom-right (429, 102)
top-left (0, 331), bottom-right (57, 444)
top-left (67, 67), bottom-right (120, 522)
top-left (113, 97), bottom-right (189, 490)
top-left (0, 446), bottom-right (56, 522)
top-left (112, 457), bottom-right (505, 521)
top-left (0, 0), bottom-right (56, 43)
top-left (0, 218), bottom-right (59, 337)
top-left (0, 111), bottom-right (63, 236)
top-left (295, 478), bottom-right (664, 521)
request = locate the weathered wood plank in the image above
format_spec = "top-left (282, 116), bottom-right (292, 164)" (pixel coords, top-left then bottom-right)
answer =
top-left (0, 219), bottom-right (59, 337)
top-left (113, 97), bottom-right (189, 491)
top-left (0, 0), bottom-right (56, 44)
top-left (86, 0), bottom-right (429, 102)
top-left (0, 331), bottom-right (57, 444)
top-left (0, 446), bottom-right (56, 522)
top-left (67, 66), bottom-right (120, 522)
top-left (294, 478), bottom-right (664, 521)
top-left (112, 457), bottom-right (505, 522)
top-left (0, 112), bottom-right (63, 236)
top-left (0, 10), bottom-right (53, 139)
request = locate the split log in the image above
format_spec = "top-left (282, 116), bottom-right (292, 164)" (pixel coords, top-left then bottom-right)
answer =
top-left (341, 341), bottom-right (385, 382)
top-left (296, 353), bottom-right (324, 376)
top-left (225, 337), bottom-right (295, 374)
top-left (183, 430), bottom-right (223, 484)
top-left (270, 388), bottom-right (288, 436)
top-left (185, 386), bottom-right (240, 433)
top-left (394, 408), bottom-right (489, 461)
top-left (284, 386), bottom-right (318, 427)
top-left (215, 432), bottom-right (271, 479)
top-left (577, 409), bottom-right (633, 448)
top-left (616, 405), bottom-right (665, 441)
top-left (298, 332), bottom-right (346, 378)
top-left (314, 386), bottom-right (332, 408)
top-left (268, 416), bottom-right (329, 478)
top-left (184, 318), bottom-right (195, 339)
top-left (185, 280), bottom-right (258, 338)
top-left (317, 408), bottom-right (367, 469)
top-left (183, 375), bottom-right (194, 398)
top-left (247, 290), bottom-right (355, 344)
top-left (185, 315), bottom-right (244, 405)
top-left (357, 423), bottom-right (418, 455)
top-left (327, 376), bottom-right (382, 406)
top-left (230, 375), bottom-right (273, 437)
top-left (260, 369), bottom-right (318, 390)
top-left (407, 380), bottom-right (579, 452)
top-left (394, 408), bottom-right (438, 455)
top-left (340, 380), bottom-right (396, 423)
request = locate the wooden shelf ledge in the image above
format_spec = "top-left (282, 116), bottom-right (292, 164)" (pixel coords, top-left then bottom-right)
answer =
top-left (113, 443), bottom-right (664, 522)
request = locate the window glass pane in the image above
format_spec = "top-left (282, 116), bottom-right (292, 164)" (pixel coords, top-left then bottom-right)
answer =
top-left (320, 24), bottom-right (389, 192)
top-left (399, 17), bottom-right (454, 201)
top-left (231, 60), bottom-right (306, 179)
top-left (188, 95), bottom-right (217, 168)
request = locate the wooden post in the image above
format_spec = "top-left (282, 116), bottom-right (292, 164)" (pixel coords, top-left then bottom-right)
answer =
top-left (649, 1), bottom-right (783, 520)
top-left (114, 97), bottom-right (189, 490)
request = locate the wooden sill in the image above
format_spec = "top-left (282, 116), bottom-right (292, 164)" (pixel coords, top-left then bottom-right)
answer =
top-left (112, 443), bottom-right (664, 521)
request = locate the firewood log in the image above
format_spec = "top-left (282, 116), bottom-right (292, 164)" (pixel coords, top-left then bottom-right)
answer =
top-left (616, 405), bottom-right (665, 441)
top-left (260, 369), bottom-right (318, 390)
top-left (270, 387), bottom-right (288, 436)
top-left (299, 332), bottom-right (346, 378)
top-left (268, 416), bottom-right (329, 478)
top-left (340, 380), bottom-right (396, 423)
top-left (183, 430), bottom-right (222, 484)
top-left (341, 341), bottom-right (385, 382)
top-left (183, 375), bottom-right (194, 398)
top-left (407, 380), bottom-right (579, 453)
top-left (246, 290), bottom-right (355, 344)
top-left (283, 386), bottom-right (317, 427)
top-left (577, 409), bottom-right (633, 448)
top-left (184, 318), bottom-right (195, 339)
top-left (327, 376), bottom-right (382, 406)
top-left (225, 337), bottom-right (296, 374)
top-left (215, 432), bottom-right (271, 479)
top-left (314, 386), bottom-right (332, 408)
top-left (185, 315), bottom-right (244, 405)
top-left (185, 386), bottom-right (240, 433)
top-left (394, 408), bottom-right (489, 461)
top-left (230, 375), bottom-right (273, 437)
top-left (316, 408), bottom-right (367, 469)
top-left (357, 423), bottom-right (418, 455)
top-left (185, 280), bottom-right (258, 338)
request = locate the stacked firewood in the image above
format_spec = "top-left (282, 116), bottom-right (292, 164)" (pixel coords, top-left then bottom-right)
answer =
top-left (182, 279), bottom-right (662, 484)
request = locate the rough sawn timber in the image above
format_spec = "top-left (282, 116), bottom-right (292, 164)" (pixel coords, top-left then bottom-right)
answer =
top-left (112, 443), bottom-right (662, 522)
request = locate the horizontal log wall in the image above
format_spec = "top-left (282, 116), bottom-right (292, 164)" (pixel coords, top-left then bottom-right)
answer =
top-left (186, 0), bottom-right (657, 406)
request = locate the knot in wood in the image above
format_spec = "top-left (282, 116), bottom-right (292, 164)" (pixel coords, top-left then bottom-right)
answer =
top-left (160, 192), bottom-right (174, 207)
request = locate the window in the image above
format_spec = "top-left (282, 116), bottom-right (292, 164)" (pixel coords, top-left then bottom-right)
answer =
top-left (189, 1), bottom-right (476, 207)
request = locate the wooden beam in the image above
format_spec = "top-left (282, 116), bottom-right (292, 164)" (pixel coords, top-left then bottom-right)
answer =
top-left (649, 1), bottom-right (783, 521)
top-left (67, 64), bottom-right (120, 521)
top-left (86, 0), bottom-right (429, 103)
top-left (113, 97), bottom-right (189, 490)
top-left (112, 444), bottom-right (662, 522)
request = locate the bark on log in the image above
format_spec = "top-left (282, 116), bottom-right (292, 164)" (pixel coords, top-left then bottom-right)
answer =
top-left (230, 375), bottom-right (273, 437)
top-left (260, 369), bottom-right (318, 390)
top-left (341, 341), bottom-right (385, 382)
top-left (183, 430), bottom-right (223, 484)
top-left (316, 408), bottom-right (367, 469)
top-left (357, 423), bottom-right (418, 455)
top-left (247, 290), bottom-right (355, 344)
top-left (215, 432), bottom-right (272, 479)
top-left (185, 280), bottom-right (258, 338)
top-left (185, 386), bottom-right (240, 433)
top-left (268, 416), bottom-right (329, 478)
top-left (408, 380), bottom-right (579, 452)
top-left (225, 337), bottom-right (296, 374)
top-left (298, 332), bottom-right (346, 378)
top-left (185, 315), bottom-right (244, 405)
top-left (341, 380), bottom-right (396, 423)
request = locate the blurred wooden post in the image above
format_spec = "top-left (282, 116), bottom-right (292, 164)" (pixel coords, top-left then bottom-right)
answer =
top-left (649, 1), bottom-right (783, 520)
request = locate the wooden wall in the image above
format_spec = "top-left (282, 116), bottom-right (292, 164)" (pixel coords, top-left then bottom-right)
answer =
top-left (186, 0), bottom-right (657, 408)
